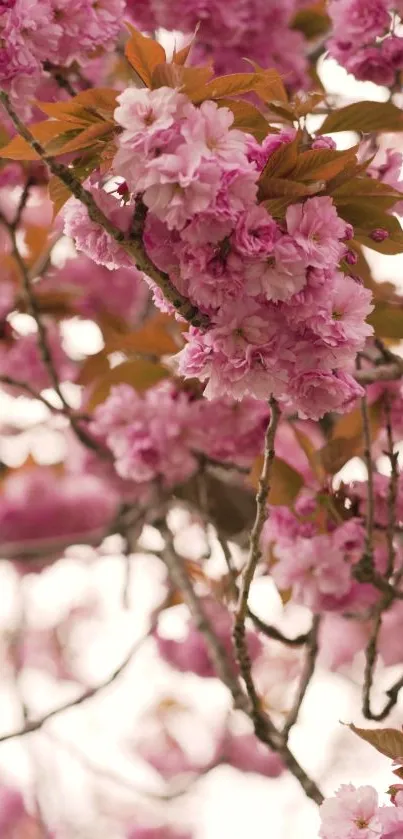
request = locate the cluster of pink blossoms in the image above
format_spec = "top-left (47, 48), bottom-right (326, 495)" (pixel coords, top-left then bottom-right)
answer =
top-left (90, 381), bottom-right (269, 491)
top-left (0, 0), bottom-right (124, 111)
top-left (319, 783), bottom-right (403, 839)
top-left (63, 88), bottom-right (373, 418)
top-left (328, 0), bottom-right (403, 86)
top-left (0, 467), bottom-right (119, 562)
top-left (90, 86), bottom-right (371, 418)
top-left (264, 498), bottom-right (371, 612)
top-left (126, 0), bottom-right (309, 89)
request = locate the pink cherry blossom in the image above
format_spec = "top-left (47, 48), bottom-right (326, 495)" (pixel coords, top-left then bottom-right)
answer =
top-left (319, 784), bottom-right (382, 839)
top-left (287, 370), bottom-right (364, 421)
top-left (285, 196), bottom-right (349, 269)
top-left (0, 468), bottom-right (118, 560)
top-left (63, 187), bottom-right (134, 270)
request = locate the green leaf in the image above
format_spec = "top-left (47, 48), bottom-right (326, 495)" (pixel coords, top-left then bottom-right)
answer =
top-left (318, 101), bottom-right (403, 134)
top-left (48, 152), bottom-right (105, 215)
top-left (348, 724), bottom-right (403, 762)
top-left (125, 23), bottom-right (166, 87)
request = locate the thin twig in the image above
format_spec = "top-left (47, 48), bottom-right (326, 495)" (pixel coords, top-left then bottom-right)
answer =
top-left (233, 397), bottom-right (280, 719)
top-left (354, 360), bottom-right (375, 582)
top-left (217, 535), bottom-right (308, 646)
top-left (384, 396), bottom-right (399, 579)
top-left (0, 619), bottom-right (156, 744)
top-left (282, 615), bottom-right (321, 740)
top-left (159, 523), bottom-right (250, 713)
top-left (355, 362), bottom-right (403, 385)
top-left (159, 522), bottom-right (324, 805)
top-left (0, 90), bottom-right (208, 329)
top-left (0, 374), bottom-right (65, 412)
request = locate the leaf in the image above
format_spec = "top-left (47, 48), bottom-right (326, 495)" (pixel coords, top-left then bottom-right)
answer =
top-left (261, 177), bottom-right (324, 199)
top-left (48, 153), bottom-right (100, 215)
top-left (172, 26), bottom-right (199, 65)
top-left (37, 88), bottom-right (118, 124)
top-left (87, 359), bottom-right (169, 410)
top-left (368, 303), bottom-right (403, 339)
top-left (336, 202), bottom-right (403, 255)
top-left (125, 23), bottom-right (166, 87)
top-left (319, 400), bottom-right (382, 473)
top-left (292, 92), bottom-right (325, 119)
top-left (47, 120), bottom-right (114, 156)
top-left (190, 72), bottom-right (264, 104)
top-left (246, 63), bottom-right (289, 104)
top-left (291, 425), bottom-right (325, 482)
top-left (104, 313), bottom-right (183, 356)
top-left (176, 473), bottom-right (256, 537)
top-left (249, 456), bottom-right (304, 506)
top-left (215, 98), bottom-right (270, 141)
top-left (319, 435), bottom-right (363, 475)
top-left (0, 120), bottom-right (79, 160)
top-left (261, 197), bottom-right (292, 219)
top-left (260, 133), bottom-right (299, 182)
top-left (348, 724), bottom-right (403, 762)
top-left (291, 2), bottom-right (330, 38)
top-left (318, 101), bottom-right (403, 134)
top-left (291, 146), bottom-right (358, 183)
top-left (77, 351), bottom-right (110, 387)
top-left (333, 176), bottom-right (403, 211)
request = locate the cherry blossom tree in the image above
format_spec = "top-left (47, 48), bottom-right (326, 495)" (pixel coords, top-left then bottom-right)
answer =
top-left (1, 1), bottom-right (403, 836)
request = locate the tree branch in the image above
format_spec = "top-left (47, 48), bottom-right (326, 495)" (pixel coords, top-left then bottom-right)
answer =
top-left (159, 523), bottom-right (324, 806)
top-left (282, 615), bottom-right (321, 740)
top-left (233, 397), bottom-right (280, 719)
top-left (355, 362), bottom-right (403, 385)
top-left (0, 90), bottom-right (208, 329)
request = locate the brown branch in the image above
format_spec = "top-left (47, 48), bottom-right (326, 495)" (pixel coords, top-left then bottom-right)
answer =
top-left (355, 362), bottom-right (403, 384)
top-left (282, 615), bottom-right (321, 740)
top-left (233, 396), bottom-right (280, 719)
top-left (159, 523), bottom-right (250, 714)
top-left (0, 90), bottom-right (208, 329)
top-left (217, 535), bottom-right (308, 646)
top-left (354, 362), bottom-right (375, 583)
top-left (384, 396), bottom-right (399, 579)
top-left (159, 523), bottom-right (324, 806)
top-left (0, 374), bottom-right (65, 412)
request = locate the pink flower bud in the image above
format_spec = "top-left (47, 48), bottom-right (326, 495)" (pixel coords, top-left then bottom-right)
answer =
top-left (388, 784), bottom-right (403, 806)
top-left (345, 250), bottom-right (358, 265)
top-left (311, 136), bottom-right (337, 150)
top-left (370, 228), bottom-right (389, 242)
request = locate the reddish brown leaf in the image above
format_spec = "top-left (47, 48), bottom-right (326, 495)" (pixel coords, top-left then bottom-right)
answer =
top-left (125, 23), bottom-right (166, 87)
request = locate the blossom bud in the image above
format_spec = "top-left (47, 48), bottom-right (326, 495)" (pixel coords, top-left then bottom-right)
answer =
top-left (388, 784), bottom-right (403, 806)
top-left (370, 228), bottom-right (389, 242)
top-left (344, 223), bottom-right (354, 241)
top-left (311, 136), bottom-right (337, 150)
top-left (345, 250), bottom-right (358, 265)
